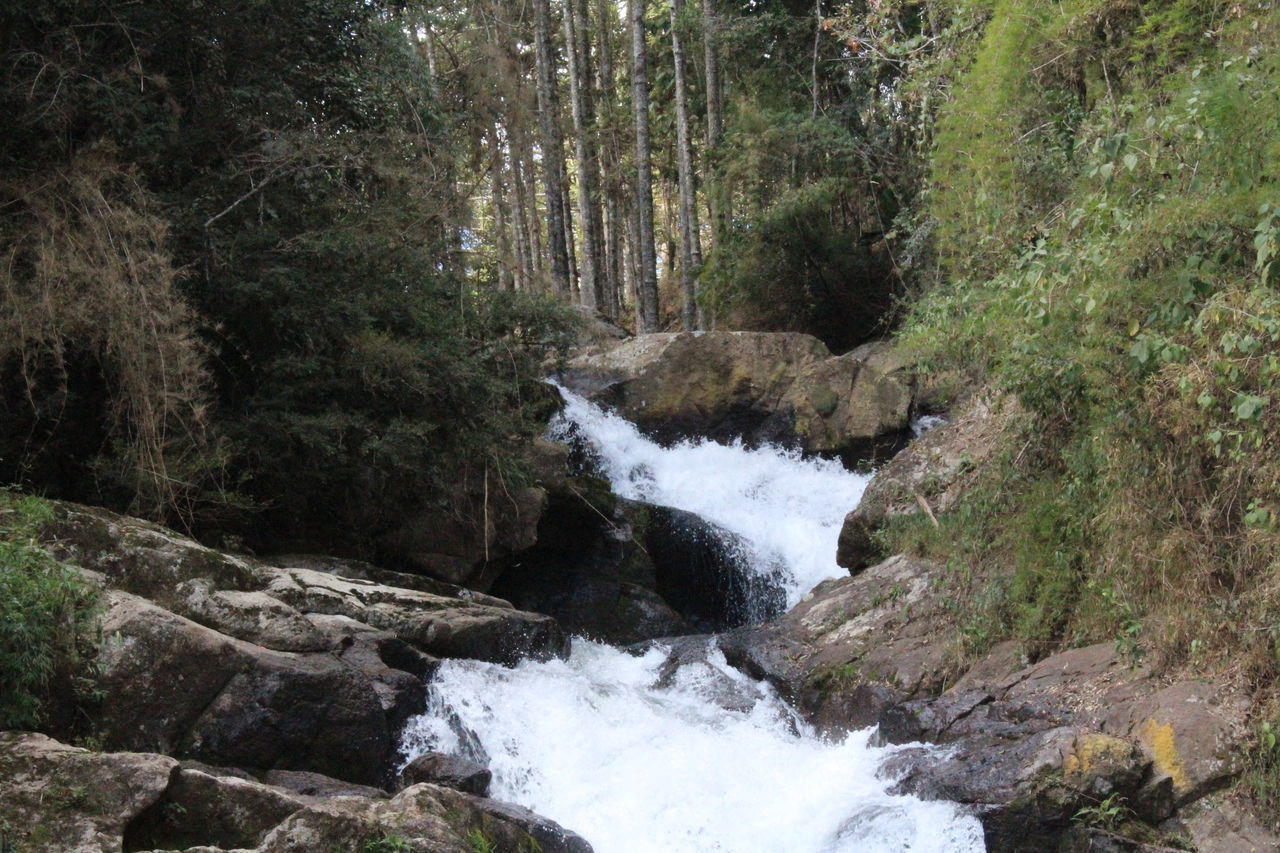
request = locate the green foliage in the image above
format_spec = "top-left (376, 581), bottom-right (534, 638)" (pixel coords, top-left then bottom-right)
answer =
top-left (362, 834), bottom-right (416, 853)
top-left (1074, 792), bottom-right (1135, 832)
top-left (0, 0), bottom-right (579, 548)
top-left (893, 1), bottom-right (1280, 692)
top-left (466, 829), bottom-right (497, 853)
top-left (1248, 718), bottom-right (1280, 811)
top-left (0, 491), bottom-right (100, 730)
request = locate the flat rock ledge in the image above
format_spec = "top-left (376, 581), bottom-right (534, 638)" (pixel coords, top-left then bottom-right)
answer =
top-left (40, 501), bottom-right (568, 787)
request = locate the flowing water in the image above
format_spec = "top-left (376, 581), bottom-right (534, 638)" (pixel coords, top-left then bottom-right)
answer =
top-left (399, 388), bottom-right (985, 852)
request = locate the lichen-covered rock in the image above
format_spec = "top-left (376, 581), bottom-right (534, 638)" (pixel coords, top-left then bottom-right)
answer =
top-left (0, 732), bottom-right (176, 853)
top-left (558, 331), bottom-right (912, 459)
top-left (42, 502), bottom-right (258, 606)
top-left (256, 783), bottom-right (588, 853)
top-left (1096, 681), bottom-right (1250, 806)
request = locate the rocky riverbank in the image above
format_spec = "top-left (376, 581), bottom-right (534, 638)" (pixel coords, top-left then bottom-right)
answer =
top-left (4, 330), bottom-right (1276, 852)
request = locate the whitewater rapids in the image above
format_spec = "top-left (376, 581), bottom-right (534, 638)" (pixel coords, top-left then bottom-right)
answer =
top-left (399, 388), bottom-right (985, 853)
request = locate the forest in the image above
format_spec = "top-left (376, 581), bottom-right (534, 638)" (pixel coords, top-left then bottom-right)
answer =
top-left (0, 0), bottom-right (910, 550)
top-left (5, 0), bottom-right (1280, 848)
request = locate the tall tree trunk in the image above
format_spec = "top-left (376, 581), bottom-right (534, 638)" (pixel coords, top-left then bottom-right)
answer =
top-left (597, 0), bottom-right (624, 319)
top-left (811, 0), bottom-right (823, 119)
top-left (561, 171), bottom-right (578, 295)
top-left (490, 126), bottom-right (514, 292)
top-left (629, 0), bottom-right (660, 332)
top-left (510, 135), bottom-right (535, 289)
top-left (514, 122), bottom-right (543, 282)
top-left (671, 0), bottom-right (703, 330)
top-left (702, 0), bottom-right (726, 256)
top-left (533, 0), bottom-right (571, 294)
top-left (565, 0), bottom-right (605, 314)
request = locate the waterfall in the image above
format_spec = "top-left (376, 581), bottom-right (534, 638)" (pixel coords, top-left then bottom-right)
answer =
top-left (399, 388), bottom-right (985, 853)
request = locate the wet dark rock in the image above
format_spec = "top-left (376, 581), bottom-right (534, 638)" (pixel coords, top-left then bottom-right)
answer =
top-left (491, 482), bottom-right (777, 641)
top-left (462, 794), bottom-right (596, 853)
top-left (398, 752), bottom-right (492, 796)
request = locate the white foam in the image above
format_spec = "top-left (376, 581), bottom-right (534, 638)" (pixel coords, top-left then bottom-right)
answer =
top-left (400, 640), bottom-right (984, 853)
top-left (398, 388), bottom-right (986, 852)
top-left (547, 384), bottom-right (870, 607)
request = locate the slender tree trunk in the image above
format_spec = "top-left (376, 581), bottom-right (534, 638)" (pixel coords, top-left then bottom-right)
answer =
top-left (561, 172), bottom-right (578, 295)
top-left (671, 0), bottom-right (703, 330)
top-left (626, 189), bottom-right (643, 329)
top-left (597, 0), bottom-right (624, 319)
top-left (490, 126), bottom-right (514, 292)
top-left (514, 123), bottom-right (543, 282)
top-left (811, 0), bottom-right (823, 119)
top-left (510, 137), bottom-right (534, 289)
top-left (629, 0), bottom-right (660, 331)
top-left (565, 0), bottom-right (605, 314)
top-left (533, 0), bottom-right (571, 294)
top-left (702, 0), bottom-right (726, 256)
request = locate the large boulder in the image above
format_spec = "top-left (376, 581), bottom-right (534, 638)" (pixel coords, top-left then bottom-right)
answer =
top-left (837, 394), bottom-right (1011, 572)
top-left (558, 331), bottom-right (913, 460)
top-left (376, 437), bottom-right (570, 590)
top-left (0, 732), bottom-right (176, 853)
top-left (714, 554), bottom-right (960, 734)
top-left (95, 591), bottom-right (412, 786)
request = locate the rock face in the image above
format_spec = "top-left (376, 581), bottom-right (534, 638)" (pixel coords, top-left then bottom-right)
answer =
top-left (700, 542), bottom-right (1270, 851)
top-left (0, 732), bottom-right (590, 853)
top-left (717, 554), bottom-right (960, 735)
top-left (0, 732), bottom-right (176, 853)
top-left (558, 331), bottom-right (913, 460)
top-left (39, 500), bottom-right (568, 788)
top-left (837, 394), bottom-right (1010, 572)
top-left (491, 481), bottom-right (783, 642)
top-left (878, 642), bottom-right (1254, 851)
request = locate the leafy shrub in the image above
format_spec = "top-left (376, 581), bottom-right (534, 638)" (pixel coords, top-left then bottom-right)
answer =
top-left (0, 492), bottom-right (100, 730)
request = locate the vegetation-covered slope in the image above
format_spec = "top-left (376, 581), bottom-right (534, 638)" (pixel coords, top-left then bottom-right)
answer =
top-left (872, 0), bottom-right (1280, 814)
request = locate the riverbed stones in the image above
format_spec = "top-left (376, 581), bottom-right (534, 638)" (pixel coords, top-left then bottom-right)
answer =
top-left (0, 732), bottom-right (591, 853)
top-left (558, 331), bottom-right (913, 459)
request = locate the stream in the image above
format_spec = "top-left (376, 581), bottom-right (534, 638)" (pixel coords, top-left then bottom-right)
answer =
top-left (398, 388), bottom-right (985, 852)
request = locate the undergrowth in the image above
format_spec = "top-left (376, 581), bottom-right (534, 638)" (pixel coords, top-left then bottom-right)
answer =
top-left (0, 490), bottom-right (100, 731)
top-left (882, 8), bottom-right (1280, 818)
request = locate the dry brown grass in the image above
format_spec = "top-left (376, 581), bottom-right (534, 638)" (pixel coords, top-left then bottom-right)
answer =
top-left (0, 146), bottom-right (220, 523)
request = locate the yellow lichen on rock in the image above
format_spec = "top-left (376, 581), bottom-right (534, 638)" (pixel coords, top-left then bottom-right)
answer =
top-left (1138, 718), bottom-right (1191, 794)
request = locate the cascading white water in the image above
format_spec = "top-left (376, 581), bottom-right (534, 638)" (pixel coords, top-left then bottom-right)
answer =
top-left (546, 383), bottom-right (870, 608)
top-left (399, 389), bottom-right (986, 852)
